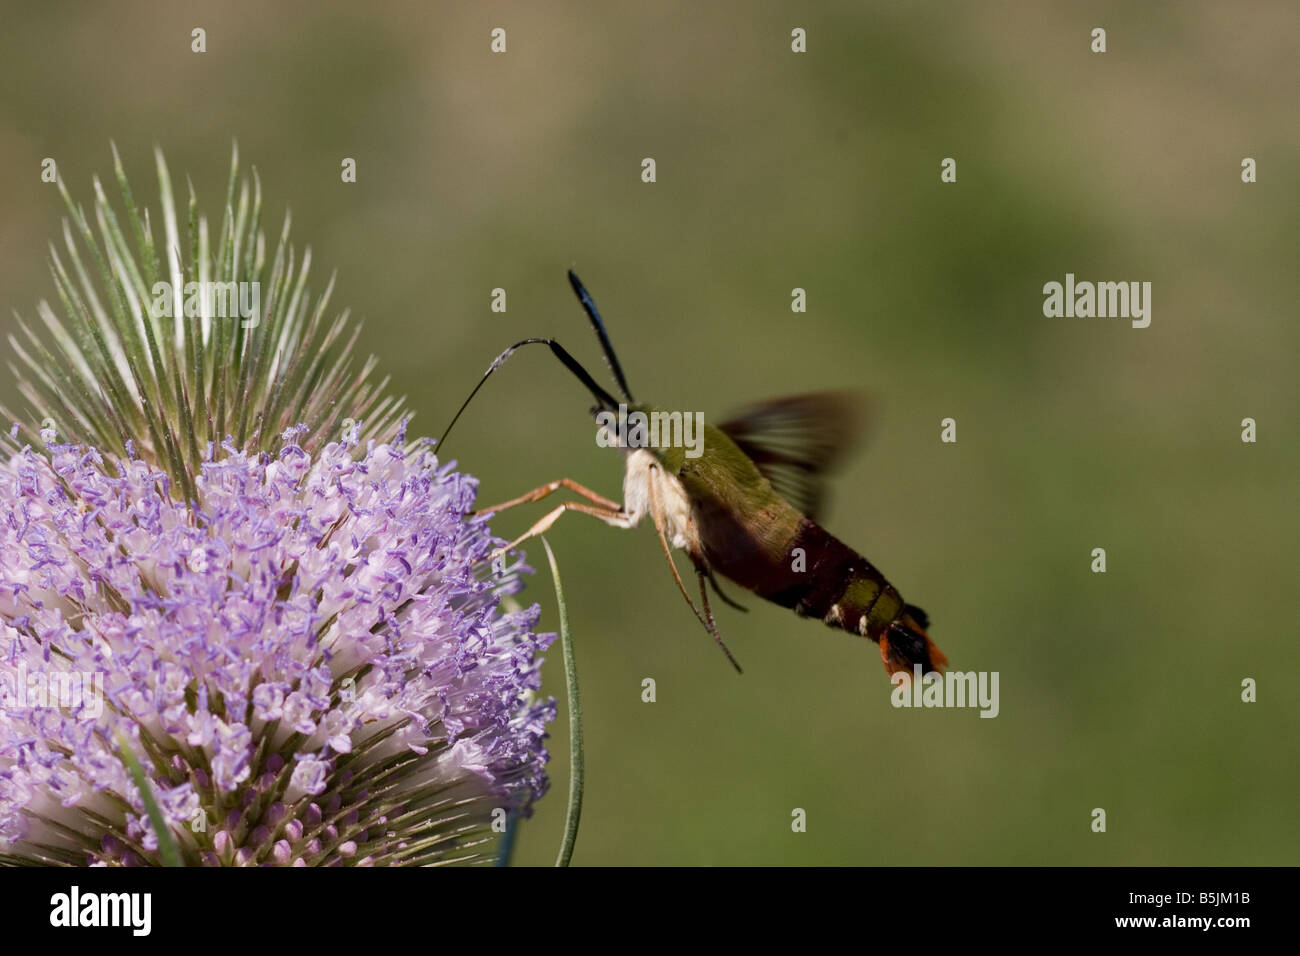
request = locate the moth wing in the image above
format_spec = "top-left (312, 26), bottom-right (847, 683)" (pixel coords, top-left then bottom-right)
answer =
top-left (715, 391), bottom-right (866, 520)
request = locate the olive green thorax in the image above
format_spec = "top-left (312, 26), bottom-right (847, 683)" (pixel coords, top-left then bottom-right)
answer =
top-left (611, 404), bottom-right (764, 481)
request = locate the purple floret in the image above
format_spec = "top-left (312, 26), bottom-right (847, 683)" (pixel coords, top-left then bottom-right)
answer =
top-left (0, 428), bottom-right (554, 866)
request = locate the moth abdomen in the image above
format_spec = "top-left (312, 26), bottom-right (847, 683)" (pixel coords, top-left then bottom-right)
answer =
top-left (767, 519), bottom-right (947, 677)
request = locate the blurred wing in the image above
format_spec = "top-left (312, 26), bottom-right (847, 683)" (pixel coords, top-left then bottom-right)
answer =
top-left (716, 392), bottom-right (866, 519)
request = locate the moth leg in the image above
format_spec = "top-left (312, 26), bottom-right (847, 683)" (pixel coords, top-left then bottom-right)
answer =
top-left (695, 566), bottom-right (743, 673)
top-left (705, 567), bottom-right (749, 613)
top-left (490, 501), bottom-right (632, 561)
top-left (646, 464), bottom-right (742, 674)
top-left (475, 477), bottom-right (622, 517)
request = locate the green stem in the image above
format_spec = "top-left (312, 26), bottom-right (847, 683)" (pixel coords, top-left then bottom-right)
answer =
top-left (116, 734), bottom-right (183, 867)
top-left (494, 811), bottom-right (520, 867)
top-left (543, 537), bottom-right (583, 867)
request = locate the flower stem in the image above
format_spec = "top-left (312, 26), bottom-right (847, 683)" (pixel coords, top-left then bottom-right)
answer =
top-left (543, 537), bottom-right (583, 867)
top-left (116, 734), bottom-right (183, 867)
top-left (494, 811), bottom-right (519, 867)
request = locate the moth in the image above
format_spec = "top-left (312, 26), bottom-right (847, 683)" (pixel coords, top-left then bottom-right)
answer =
top-left (439, 272), bottom-right (947, 678)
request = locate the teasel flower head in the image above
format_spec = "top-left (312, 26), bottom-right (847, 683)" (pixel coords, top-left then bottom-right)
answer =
top-left (0, 146), bottom-right (554, 865)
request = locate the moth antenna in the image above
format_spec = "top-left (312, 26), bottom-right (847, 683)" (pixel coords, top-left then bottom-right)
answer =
top-left (437, 337), bottom-right (618, 452)
top-left (568, 269), bottom-right (634, 402)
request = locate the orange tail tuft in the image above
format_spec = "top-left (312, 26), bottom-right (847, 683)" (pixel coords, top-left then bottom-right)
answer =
top-left (879, 610), bottom-right (947, 678)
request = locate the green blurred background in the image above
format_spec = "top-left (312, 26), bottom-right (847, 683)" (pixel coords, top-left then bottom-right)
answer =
top-left (1, 1), bottom-right (1296, 864)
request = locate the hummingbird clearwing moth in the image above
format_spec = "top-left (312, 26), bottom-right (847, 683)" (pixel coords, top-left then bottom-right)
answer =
top-left (438, 271), bottom-right (948, 679)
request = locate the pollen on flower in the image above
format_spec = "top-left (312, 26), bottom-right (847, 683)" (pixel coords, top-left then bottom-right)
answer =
top-left (0, 428), bottom-right (555, 866)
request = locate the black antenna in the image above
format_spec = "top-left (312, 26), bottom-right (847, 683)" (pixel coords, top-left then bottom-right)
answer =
top-left (568, 270), bottom-right (634, 402)
top-left (436, 338), bottom-right (618, 452)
